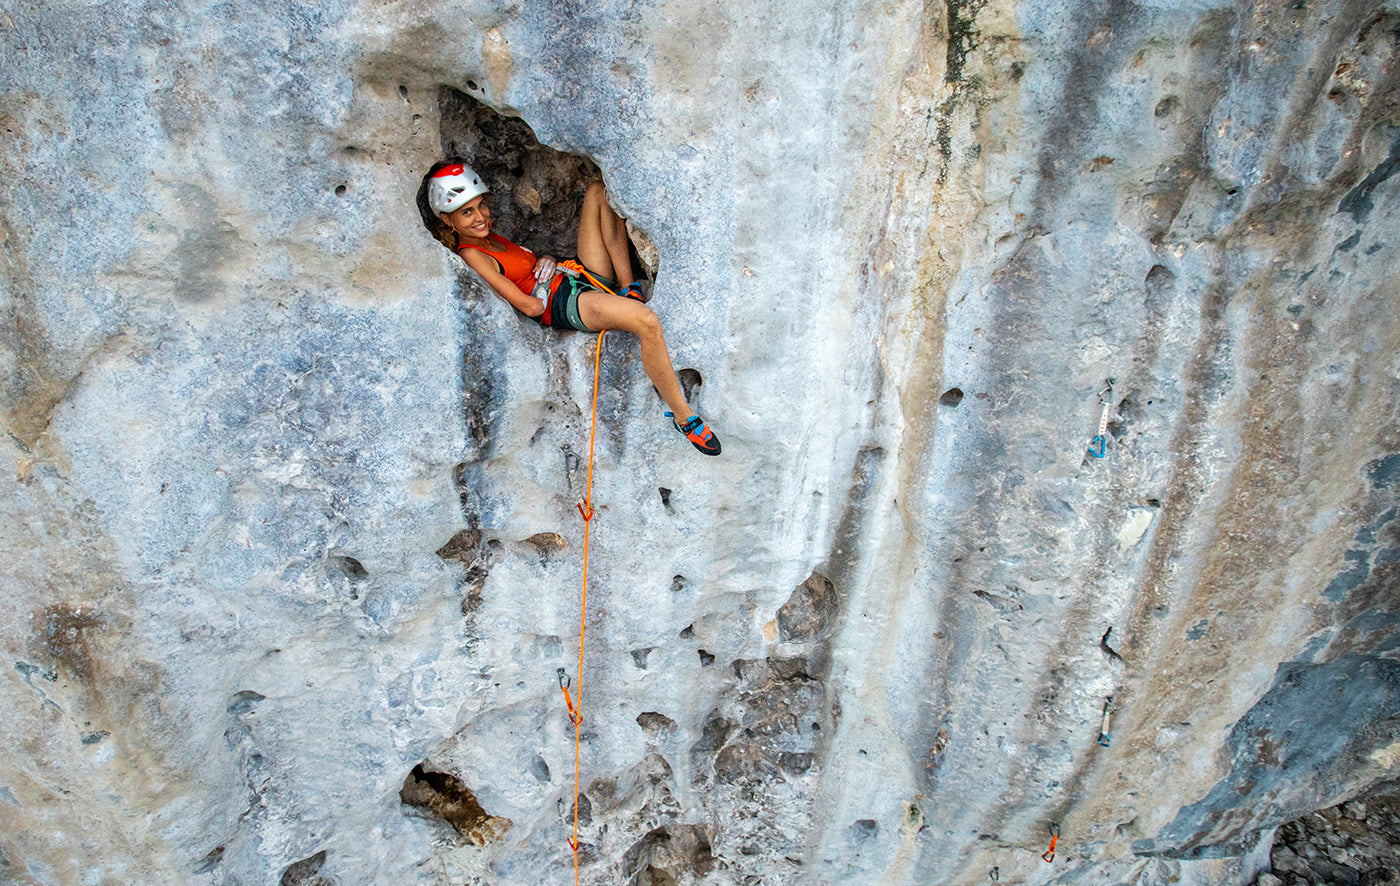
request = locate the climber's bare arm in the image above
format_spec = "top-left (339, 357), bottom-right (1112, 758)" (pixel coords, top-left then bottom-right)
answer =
top-left (459, 248), bottom-right (545, 318)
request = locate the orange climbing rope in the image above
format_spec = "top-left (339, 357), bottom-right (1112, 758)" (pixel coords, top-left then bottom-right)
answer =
top-left (551, 264), bottom-right (632, 883)
top-left (557, 260), bottom-right (630, 879)
top-left (562, 328), bottom-right (605, 882)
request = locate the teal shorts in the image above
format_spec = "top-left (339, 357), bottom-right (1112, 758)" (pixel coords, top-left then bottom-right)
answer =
top-left (542, 267), bottom-right (617, 332)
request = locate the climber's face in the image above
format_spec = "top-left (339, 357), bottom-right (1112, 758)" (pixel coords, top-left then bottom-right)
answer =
top-left (441, 194), bottom-right (491, 242)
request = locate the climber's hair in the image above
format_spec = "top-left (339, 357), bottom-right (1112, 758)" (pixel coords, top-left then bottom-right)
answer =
top-left (417, 158), bottom-right (469, 250)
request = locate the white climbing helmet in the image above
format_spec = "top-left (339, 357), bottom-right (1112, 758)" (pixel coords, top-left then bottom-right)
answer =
top-left (428, 163), bottom-right (488, 214)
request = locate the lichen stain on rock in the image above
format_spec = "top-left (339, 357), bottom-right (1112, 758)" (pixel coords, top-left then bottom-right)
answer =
top-left (481, 28), bottom-right (514, 103)
top-left (776, 571), bottom-right (837, 643)
top-left (698, 657), bottom-right (825, 786)
top-left (30, 604), bottom-right (104, 683)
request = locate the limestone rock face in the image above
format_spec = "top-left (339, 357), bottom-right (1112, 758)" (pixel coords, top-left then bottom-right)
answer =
top-left (3, 0), bottom-right (1399, 883)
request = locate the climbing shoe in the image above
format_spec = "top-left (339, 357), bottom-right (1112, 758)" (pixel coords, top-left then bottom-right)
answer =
top-left (620, 280), bottom-right (648, 302)
top-left (665, 411), bottom-right (721, 456)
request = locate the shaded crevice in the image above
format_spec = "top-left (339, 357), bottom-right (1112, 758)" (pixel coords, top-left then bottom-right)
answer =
top-left (280, 850), bottom-right (332, 886)
top-left (621, 824), bottom-right (715, 886)
top-left (400, 764), bottom-right (512, 845)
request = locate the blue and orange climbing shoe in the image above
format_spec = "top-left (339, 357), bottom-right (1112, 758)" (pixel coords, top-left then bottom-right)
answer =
top-left (665, 411), bottom-right (721, 456)
top-left (620, 281), bottom-right (648, 302)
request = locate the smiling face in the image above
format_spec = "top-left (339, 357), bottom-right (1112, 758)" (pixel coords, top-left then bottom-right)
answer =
top-left (439, 194), bottom-right (491, 244)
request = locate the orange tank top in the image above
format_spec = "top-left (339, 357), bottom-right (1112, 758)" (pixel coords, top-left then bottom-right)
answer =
top-left (457, 234), bottom-right (540, 294)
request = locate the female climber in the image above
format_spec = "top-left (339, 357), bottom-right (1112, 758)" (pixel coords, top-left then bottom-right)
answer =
top-left (419, 160), bottom-right (721, 456)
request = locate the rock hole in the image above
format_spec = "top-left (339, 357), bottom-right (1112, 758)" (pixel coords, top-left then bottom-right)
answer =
top-left (1145, 263), bottom-right (1175, 293)
top-left (331, 555), bottom-right (368, 580)
top-left (334, 184), bottom-right (347, 196)
top-left (678, 368), bottom-right (703, 403)
top-left (426, 88), bottom-right (656, 277)
top-left (226, 690), bottom-right (265, 717)
top-left (779, 752), bottom-right (813, 774)
top-left (698, 649), bottom-right (715, 667)
top-left (641, 865), bottom-right (679, 886)
top-left (400, 764), bottom-right (511, 845)
top-left (939, 387), bottom-right (964, 407)
top-left (671, 575), bottom-right (687, 593)
top-left (851, 819), bottom-right (878, 840)
top-left (658, 487), bottom-right (672, 509)
top-left (622, 825), bottom-right (714, 886)
top-left (637, 711), bottom-right (676, 731)
top-left (437, 529), bottom-right (483, 565)
top-left (529, 753), bottom-right (550, 782)
top-left (1154, 96), bottom-right (1177, 118)
top-left (279, 850), bottom-right (329, 886)
top-left (678, 624), bottom-right (695, 639)
top-left (572, 792), bottom-right (592, 827)
top-left (398, 84), bottom-right (408, 100)
top-left (194, 845), bottom-right (225, 875)
top-left (522, 531), bottom-right (568, 562)
top-left (631, 647), bottom-right (653, 668)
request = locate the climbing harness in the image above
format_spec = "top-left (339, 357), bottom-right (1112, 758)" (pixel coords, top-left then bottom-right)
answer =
top-left (1089, 378), bottom-right (1115, 458)
top-left (1097, 698), bottom-right (1115, 747)
top-left (557, 266), bottom-right (623, 883)
top-left (1042, 822), bottom-right (1060, 863)
top-left (556, 260), bottom-right (624, 300)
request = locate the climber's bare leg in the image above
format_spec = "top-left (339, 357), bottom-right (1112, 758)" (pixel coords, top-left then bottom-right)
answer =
top-left (576, 181), bottom-right (635, 288)
top-left (577, 290), bottom-right (691, 419)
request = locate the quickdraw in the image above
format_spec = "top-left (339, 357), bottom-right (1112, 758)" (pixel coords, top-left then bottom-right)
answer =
top-left (1097, 697), bottom-right (1115, 747)
top-left (557, 668), bottom-right (581, 727)
top-left (1089, 378), bottom-right (1115, 458)
top-left (1042, 822), bottom-right (1060, 863)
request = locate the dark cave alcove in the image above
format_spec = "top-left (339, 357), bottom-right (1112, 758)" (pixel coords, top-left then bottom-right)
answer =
top-left (419, 86), bottom-right (654, 277)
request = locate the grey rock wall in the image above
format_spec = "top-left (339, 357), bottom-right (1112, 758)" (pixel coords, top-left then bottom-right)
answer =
top-left (2, 0), bottom-right (1398, 884)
